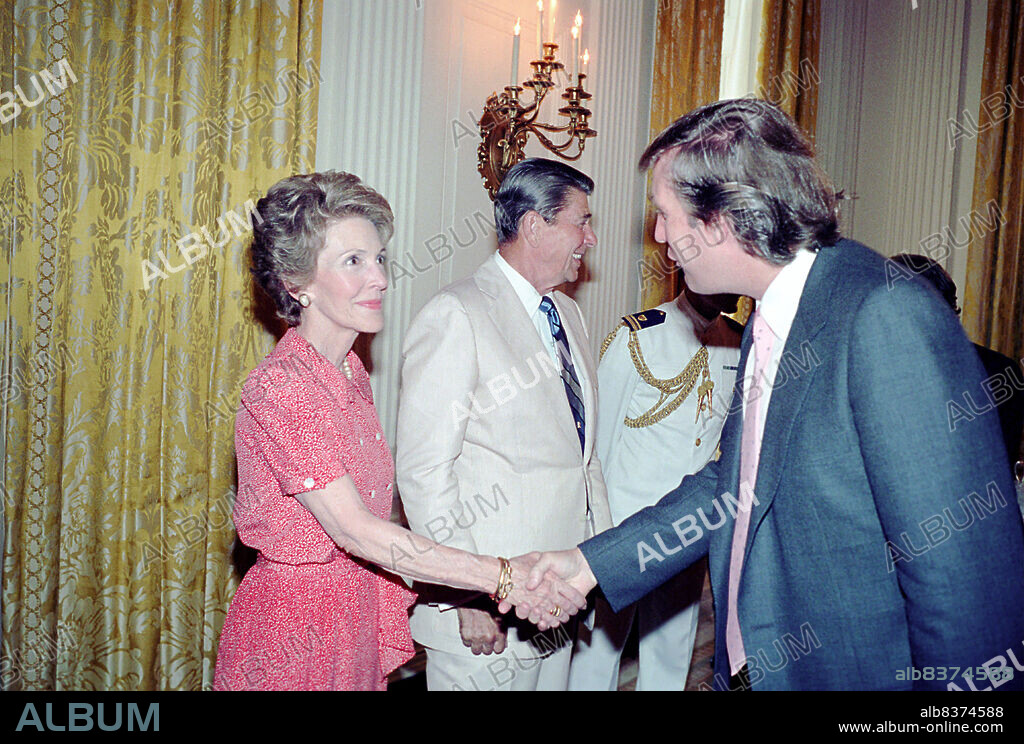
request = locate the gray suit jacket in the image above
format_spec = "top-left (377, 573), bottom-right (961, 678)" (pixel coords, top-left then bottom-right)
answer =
top-left (397, 253), bottom-right (612, 654)
top-left (581, 240), bottom-right (1024, 690)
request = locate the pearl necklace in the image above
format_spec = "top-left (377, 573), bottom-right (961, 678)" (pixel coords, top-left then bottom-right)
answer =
top-left (342, 357), bottom-right (353, 380)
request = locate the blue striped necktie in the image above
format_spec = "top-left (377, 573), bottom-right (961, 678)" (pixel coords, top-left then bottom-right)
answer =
top-left (539, 295), bottom-right (586, 453)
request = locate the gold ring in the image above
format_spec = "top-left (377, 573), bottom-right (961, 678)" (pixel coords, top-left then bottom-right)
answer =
top-left (549, 606), bottom-right (562, 617)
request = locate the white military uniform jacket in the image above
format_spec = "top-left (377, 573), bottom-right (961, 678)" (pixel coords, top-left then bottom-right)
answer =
top-left (598, 299), bottom-right (741, 526)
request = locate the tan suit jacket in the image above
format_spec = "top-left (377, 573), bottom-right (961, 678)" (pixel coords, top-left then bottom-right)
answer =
top-left (396, 253), bottom-right (612, 655)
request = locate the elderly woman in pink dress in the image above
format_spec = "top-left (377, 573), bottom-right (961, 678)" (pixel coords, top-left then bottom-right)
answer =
top-left (213, 171), bottom-right (582, 691)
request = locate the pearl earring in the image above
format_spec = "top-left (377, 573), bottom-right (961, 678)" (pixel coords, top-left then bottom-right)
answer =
top-left (298, 294), bottom-right (311, 307)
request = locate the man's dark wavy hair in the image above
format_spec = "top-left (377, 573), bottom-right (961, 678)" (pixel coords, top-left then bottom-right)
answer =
top-left (493, 158), bottom-right (593, 245)
top-left (639, 98), bottom-right (842, 263)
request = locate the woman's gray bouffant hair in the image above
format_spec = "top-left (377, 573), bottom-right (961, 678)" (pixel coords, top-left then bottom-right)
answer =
top-left (251, 171), bottom-right (394, 325)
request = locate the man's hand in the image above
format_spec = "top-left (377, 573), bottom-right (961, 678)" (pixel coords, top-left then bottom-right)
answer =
top-left (457, 607), bottom-right (506, 655)
top-left (496, 550), bottom-right (597, 630)
top-left (526, 548), bottom-right (598, 596)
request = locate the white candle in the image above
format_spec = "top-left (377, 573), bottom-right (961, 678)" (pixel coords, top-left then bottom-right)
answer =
top-left (549, 0), bottom-right (556, 43)
top-left (537, 1), bottom-right (544, 57)
top-left (511, 18), bottom-right (520, 87)
top-left (582, 48), bottom-right (589, 77)
top-left (574, 10), bottom-right (582, 73)
top-left (577, 9), bottom-right (585, 77)
top-left (571, 26), bottom-right (579, 79)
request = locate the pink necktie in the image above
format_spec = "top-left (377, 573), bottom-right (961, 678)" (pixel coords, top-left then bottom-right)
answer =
top-left (726, 307), bottom-right (775, 675)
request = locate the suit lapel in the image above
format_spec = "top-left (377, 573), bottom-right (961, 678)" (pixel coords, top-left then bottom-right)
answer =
top-left (474, 256), bottom-right (580, 450)
top-left (743, 247), bottom-right (838, 556)
top-left (477, 256), bottom-right (544, 358)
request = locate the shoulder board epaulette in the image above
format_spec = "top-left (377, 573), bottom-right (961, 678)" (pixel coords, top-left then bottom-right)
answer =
top-left (621, 309), bottom-right (666, 332)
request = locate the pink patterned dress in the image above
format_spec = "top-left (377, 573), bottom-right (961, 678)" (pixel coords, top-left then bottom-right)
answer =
top-left (213, 328), bottom-right (416, 690)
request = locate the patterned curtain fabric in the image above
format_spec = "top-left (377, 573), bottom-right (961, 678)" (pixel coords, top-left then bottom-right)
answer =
top-left (1, 0), bottom-right (321, 690)
top-left (757, 0), bottom-right (820, 141)
top-left (640, 0), bottom-right (726, 309)
top-left (963, 0), bottom-right (1024, 441)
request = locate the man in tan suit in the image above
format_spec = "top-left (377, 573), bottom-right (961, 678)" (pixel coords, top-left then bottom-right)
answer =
top-left (396, 158), bottom-right (612, 691)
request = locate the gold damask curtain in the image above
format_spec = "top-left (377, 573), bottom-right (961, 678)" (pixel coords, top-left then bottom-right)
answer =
top-left (963, 0), bottom-right (1024, 461)
top-left (640, 0), bottom-right (726, 308)
top-left (1, 0), bottom-right (321, 690)
top-left (758, 0), bottom-right (820, 141)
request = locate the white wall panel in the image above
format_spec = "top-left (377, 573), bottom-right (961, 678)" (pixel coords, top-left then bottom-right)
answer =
top-left (571, 0), bottom-right (657, 350)
top-left (316, 0), bottom-right (424, 442)
top-left (817, 0), bottom-right (985, 306)
top-left (817, 0), bottom-right (867, 236)
top-left (317, 0), bottom-right (657, 439)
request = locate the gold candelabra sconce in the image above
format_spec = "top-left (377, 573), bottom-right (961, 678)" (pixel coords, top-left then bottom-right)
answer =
top-left (477, 41), bottom-right (596, 198)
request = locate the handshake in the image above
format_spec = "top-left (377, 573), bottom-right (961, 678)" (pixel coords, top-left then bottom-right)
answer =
top-left (456, 548), bottom-right (598, 656)
top-left (498, 548), bottom-right (598, 630)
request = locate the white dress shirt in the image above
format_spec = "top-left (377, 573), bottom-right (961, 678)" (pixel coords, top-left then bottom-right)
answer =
top-left (742, 248), bottom-right (819, 438)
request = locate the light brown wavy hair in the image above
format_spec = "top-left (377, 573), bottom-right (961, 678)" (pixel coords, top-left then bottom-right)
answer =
top-left (251, 170), bottom-right (393, 325)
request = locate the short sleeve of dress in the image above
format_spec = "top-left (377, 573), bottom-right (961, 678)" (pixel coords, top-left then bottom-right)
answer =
top-left (240, 373), bottom-right (350, 497)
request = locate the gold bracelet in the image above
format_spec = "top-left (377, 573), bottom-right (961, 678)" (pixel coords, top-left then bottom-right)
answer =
top-left (491, 557), bottom-right (513, 601)
top-left (497, 557), bottom-right (513, 600)
top-left (493, 556), bottom-right (509, 597)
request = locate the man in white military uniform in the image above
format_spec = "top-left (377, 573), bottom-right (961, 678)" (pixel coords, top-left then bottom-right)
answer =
top-left (567, 285), bottom-right (741, 690)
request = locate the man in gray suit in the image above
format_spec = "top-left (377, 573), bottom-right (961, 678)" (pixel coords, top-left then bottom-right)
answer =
top-left (397, 158), bottom-right (612, 691)
top-left (516, 99), bottom-right (1024, 691)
